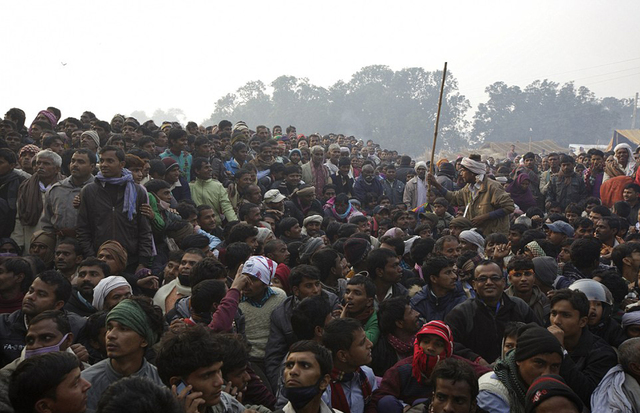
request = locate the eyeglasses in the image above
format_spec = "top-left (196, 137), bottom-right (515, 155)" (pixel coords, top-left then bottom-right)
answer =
top-left (474, 275), bottom-right (504, 284)
top-left (508, 270), bottom-right (534, 278)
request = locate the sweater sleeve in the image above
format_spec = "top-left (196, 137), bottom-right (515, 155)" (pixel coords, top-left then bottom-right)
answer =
top-left (208, 288), bottom-right (241, 332)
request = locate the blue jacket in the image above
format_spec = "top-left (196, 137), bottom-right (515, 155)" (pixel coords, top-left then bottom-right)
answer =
top-left (410, 283), bottom-right (468, 323)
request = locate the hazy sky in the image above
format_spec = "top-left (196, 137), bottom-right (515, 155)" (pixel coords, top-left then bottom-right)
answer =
top-left (2, 0), bottom-right (640, 127)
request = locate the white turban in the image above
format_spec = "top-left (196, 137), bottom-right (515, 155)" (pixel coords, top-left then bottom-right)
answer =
top-left (243, 256), bottom-right (277, 285)
top-left (614, 143), bottom-right (636, 176)
top-left (414, 161), bottom-right (427, 172)
top-left (460, 157), bottom-right (486, 176)
top-left (303, 215), bottom-right (323, 226)
top-left (459, 229), bottom-right (485, 255)
top-left (92, 276), bottom-right (132, 310)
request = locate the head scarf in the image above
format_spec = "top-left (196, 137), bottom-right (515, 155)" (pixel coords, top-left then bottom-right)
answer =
top-left (256, 227), bottom-right (274, 244)
top-left (506, 173), bottom-right (537, 212)
top-left (525, 375), bottom-right (583, 413)
top-left (289, 149), bottom-right (302, 158)
top-left (29, 231), bottom-right (56, 265)
top-left (411, 321), bottom-right (454, 382)
top-left (97, 240), bottom-right (128, 274)
top-left (37, 110), bottom-right (58, 128)
top-left (107, 299), bottom-right (158, 346)
top-left (614, 143), bottom-right (636, 174)
top-left (436, 159), bottom-right (449, 168)
top-left (449, 217), bottom-right (473, 231)
top-left (18, 144), bottom-right (41, 158)
top-left (525, 241), bottom-right (546, 258)
top-left (460, 157), bottom-right (486, 182)
top-left (81, 130), bottom-right (100, 150)
top-left (0, 238), bottom-right (21, 256)
top-left (414, 161), bottom-right (427, 172)
top-left (383, 227), bottom-right (404, 239)
top-left (621, 311), bottom-right (640, 328)
top-left (459, 229), bottom-right (485, 255)
top-left (92, 276), bottom-right (132, 310)
top-left (303, 215), bottom-right (323, 227)
top-left (242, 256), bottom-right (276, 285)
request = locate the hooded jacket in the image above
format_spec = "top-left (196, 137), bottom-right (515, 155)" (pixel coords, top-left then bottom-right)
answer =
top-left (410, 283), bottom-right (468, 323)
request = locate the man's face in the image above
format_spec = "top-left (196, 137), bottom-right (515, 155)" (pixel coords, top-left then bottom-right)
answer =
top-left (185, 361), bottom-right (225, 407)
top-left (595, 220), bottom-right (614, 241)
top-left (238, 174), bottom-right (254, 189)
top-left (362, 167), bottom-right (375, 183)
top-left (179, 253), bottom-right (204, 277)
top-left (141, 141), bottom-right (156, 155)
top-left (431, 378), bottom-right (475, 413)
top-left (23, 278), bottom-right (63, 317)
top-left (121, 124), bottom-right (136, 137)
top-left (588, 211), bottom-right (602, 225)
top-left (312, 149), bottom-right (324, 165)
top-left (129, 166), bottom-right (143, 184)
top-left (440, 240), bottom-right (461, 261)
top-left (345, 328), bottom-right (373, 367)
top-left (69, 153), bottom-right (94, 180)
top-left (106, 320), bottom-right (146, 359)
top-left (260, 147), bottom-right (273, 163)
top-left (329, 147), bottom-right (340, 162)
top-left (284, 351), bottom-right (325, 389)
top-left (508, 267), bottom-right (535, 295)
top-left (431, 266), bottom-right (457, 294)
top-left (5, 134), bottom-right (21, 152)
top-left (42, 367), bottom-right (92, 413)
top-left (269, 241), bottom-right (290, 265)
top-left (55, 244), bottom-right (81, 273)
top-left (356, 220), bottom-right (371, 235)
top-left (163, 260), bottom-right (181, 284)
top-left (523, 157), bottom-right (535, 169)
top-left (508, 231), bottom-right (522, 247)
top-left (309, 136), bottom-right (319, 147)
top-left (550, 299), bottom-right (587, 340)
top-left (285, 172), bottom-right (301, 187)
top-left (19, 152), bottom-right (35, 171)
top-left (99, 150), bottom-right (124, 178)
top-left (286, 223), bottom-right (302, 239)
top-left (246, 207), bottom-right (262, 226)
top-left (548, 156), bottom-right (559, 169)
top-left (565, 211), bottom-right (579, 224)
top-left (25, 318), bottom-right (70, 352)
top-left (558, 246), bottom-right (571, 263)
top-left (305, 222), bottom-right (321, 236)
top-left (623, 188), bottom-right (639, 204)
top-left (77, 265), bottom-right (106, 298)
top-left (377, 257), bottom-right (402, 284)
top-left (30, 123), bottom-right (44, 139)
top-left (0, 157), bottom-right (15, 177)
top-left (547, 231), bottom-right (566, 246)
top-left (419, 334), bottom-right (447, 357)
top-left (616, 148), bottom-right (630, 165)
top-left (516, 352), bottom-right (563, 387)
top-left (30, 241), bottom-right (52, 263)
top-left (399, 305), bottom-right (421, 334)
top-left (560, 162), bottom-right (573, 176)
top-left (104, 286), bottom-right (131, 311)
top-left (36, 156), bottom-right (59, 181)
top-left (273, 127), bottom-right (282, 136)
top-left (590, 155), bottom-right (604, 170)
top-left (416, 166), bottom-right (426, 180)
top-left (460, 168), bottom-right (476, 184)
top-left (587, 300), bottom-right (604, 326)
top-left (196, 162), bottom-right (213, 180)
top-left (226, 364), bottom-right (251, 394)
top-left (46, 138), bottom-right (65, 155)
top-left (293, 276), bottom-right (322, 300)
top-left (395, 213), bottom-right (409, 230)
top-left (198, 209), bottom-right (216, 233)
top-left (344, 284), bottom-right (372, 315)
top-left (574, 224), bottom-right (593, 239)
top-left (243, 276), bottom-right (268, 300)
top-left (473, 263), bottom-right (505, 303)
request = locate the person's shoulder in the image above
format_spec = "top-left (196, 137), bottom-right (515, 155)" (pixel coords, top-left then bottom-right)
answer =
top-left (81, 358), bottom-right (109, 379)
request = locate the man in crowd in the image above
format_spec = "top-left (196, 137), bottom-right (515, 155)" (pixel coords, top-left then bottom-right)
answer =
top-left (64, 257), bottom-right (110, 317)
top-left (301, 146), bottom-right (330, 199)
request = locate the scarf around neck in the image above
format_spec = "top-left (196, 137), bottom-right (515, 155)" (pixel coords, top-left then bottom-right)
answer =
top-left (329, 367), bottom-right (372, 413)
top-left (95, 169), bottom-right (138, 220)
top-left (494, 352), bottom-right (528, 413)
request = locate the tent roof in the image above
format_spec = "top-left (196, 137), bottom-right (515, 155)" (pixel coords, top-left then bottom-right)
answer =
top-left (477, 140), bottom-right (566, 158)
top-left (608, 130), bottom-right (640, 150)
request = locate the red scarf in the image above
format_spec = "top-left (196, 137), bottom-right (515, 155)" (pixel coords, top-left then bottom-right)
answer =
top-left (329, 368), bottom-right (372, 413)
top-left (411, 321), bottom-right (453, 383)
top-left (387, 333), bottom-right (414, 358)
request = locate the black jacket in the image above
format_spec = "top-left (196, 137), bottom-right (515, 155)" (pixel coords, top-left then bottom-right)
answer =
top-left (64, 288), bottom-right (97, 317)
top-left (77, 180), bottom-right (154, 266)
top-left (330, 173), bottom-right (354, 198)
top-left (560, 328), bottom-right (618, 406)
top-left (0, 309), bottom-right (86, 367)
top-left (444, 294), bottom-right (541, 363)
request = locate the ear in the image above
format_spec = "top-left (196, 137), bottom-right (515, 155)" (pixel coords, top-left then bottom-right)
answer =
top-left (292, 286), bottom-right (299, 298)
top-left (622, 256), bottom-right (632, 267)
top-left (395, 319), bottom-right (404, 330)
top-left (314, 325), bottom-right (324, 339)
top-left (169, 376), bottom-right (182, 387)
top-left (63, 333), bottom-right (74, 350)
top-left (375, 267), bottom-right (383, 278)
top-left (74, 255), bottom-right (83, 265)
top-left (318, 373), bottom-right (331, 391)
top-left (366, 297), bottom-right (374, 308)
top-left (34, 398), bottom-right (53, 413)
top-left (54, 300), bottom-right (65, 311)
top-left (578, 316), bottom-right (588, 329)
top-left (629, 362), bottom-right (640, 378)
top-left (337, 349), bottom-right (349, 363)
top-left (119, 161), bottom-right (126, 169)
top-left (14, 272), bottom-right (25, 285)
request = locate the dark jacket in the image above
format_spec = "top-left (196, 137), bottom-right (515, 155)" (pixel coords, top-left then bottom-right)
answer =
top-left (330, 173), bottom-right (354, 198)
top-left (264, 290), bottom-right (340, 389)
top-left (0, 171), bottom-right (26, 238)
top-left (546, 172), bottom-right (587, 209)
top-left (381, 179), bottom-right (405, 206)
top-left (353, 177), bottom-right (384, 204)
top-left (64, 288), bottom-right (97, 317)
top-left (560, 328), bottom-right (618, 407)
top-left (0, 309), bottom-right (86, 368)
top-left (410, 283), bottom-right (468, 323)
top-left (284, 199), bottom-right (324, 226)
top-left (76, 180), bottom-right (154, 266)
top-left (590, 316), bottom-right (627, 348)
top-left (171, 176), bottom-right (192, 203)
top-left (444, 294), bottom-right (541, 363)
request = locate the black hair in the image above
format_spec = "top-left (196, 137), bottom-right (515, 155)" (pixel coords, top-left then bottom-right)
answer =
top-left (37, 270), bottom-right (72, 304)
top-left (349, 215), bottom-right (369, 225)
top-left (167, 128), bottom-right (187, 143)
top-left (228, 223), bottom-right (259, 244)
top-left (503, 321), bottom-right (526, 339)
top-left (99, 145), bottom-right (125, 162)
top-left (366, 248), bottom-right (397, 280)
top-left (347, 274), bottom-right (375, 298)
top-left (219, 334), bottom-right (252, 378)
top-left (434, 235), bottom-right (458, 254)
top-left (191, 279), bottom-right (227, 313)
top-left (96, 376), bottom-right (182, 413)
top-left (225, 242), bottom-right (252, 271)
top-left (573, 217), bottom-right (594, 230)
top-left (337, 223), bottom-right (358, 239)
top-left (429, 358), bottom-right (480, 401)
top-left (0, 257), bottom-right (33, 293)
top-left (291, 295), bottom-right (332, 340)
top-left (278, 217), bottom-right (300, 236)
top-left (28, 309), bottom-right (71, 335)
top-left (76, 311), bottom-right (108, 363)
top-left (591, 205), bottom-right (611, 217)
top-left (192, 157), bottom-right (210, 173)
top-left (310, 248), bottom-right (340, 283)
top-left (565, 203), bottom-right (583, 215)
top-left (289, 264), bottom-right (321, 288)
top-left (288, 340), bottom-right (333, 377)
top-left (550, 289), bottom-right (589, 317)
top-left (322, 318), bottom-right (364, 356)
top-left (9, 352), bottom-right (82, 413)
top-left (0, 148), bottom-right (17, 164)
top-left (594, 269), bottom-right (629, 305)
top-left (381, 237), bottom-right (405, 257)
top-left (78, 257), bottom-right (111, 278)
top-left (378, 296), bottom-right (410, 336)
top-left (180, 234), bottom-right (210, 251)
top-left (485, 233), bottom-right (509, 246)
top-left (239, 202), bottom-right (260, 221)
top-left (600, 216), bottom-right (621, 231)
top-left (145, 179), bottom-right (171, 194)
top-left (190, 258), bottom-right (227, 286)
top-left (156, 324), bottom-right (225, 385)
top-left (613, 201), bottom-right (631, 220)
top-left (611, 242), bottom-right (640, 272)
top-left (423, 256), bottom-right (454, 286)
top-left (506, 256), bottom-right (534, 272)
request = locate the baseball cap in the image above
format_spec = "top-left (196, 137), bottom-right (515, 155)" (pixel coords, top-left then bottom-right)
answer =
top-left (264, 189), bottom-right (286, 204)
top-left (543, 221), bottom-right (574, 237)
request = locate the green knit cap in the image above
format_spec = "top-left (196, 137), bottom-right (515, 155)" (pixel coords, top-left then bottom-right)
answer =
top-left (106, 299), bottom-right (158, 346)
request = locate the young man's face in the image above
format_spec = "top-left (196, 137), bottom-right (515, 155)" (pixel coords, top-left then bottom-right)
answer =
top-left (104, 286), bottom-right (131, 311)
top-left (524, 157), bottom-right (535, 169)
top-left (243, 277), bottom-right (268, 300)
top-left (430, 266), bottom-right (457, 294)
top-left (99, 150), bottom-right (124, 178)
top-left (547, 231), bottom-right (566, 246)
top-left (473, 263), bottom-right (505, 303)
top-left (54, 244), bottom-right (81, 273)
top-left (516, 352), bottom-right (562, 387)
top-left (268, 241), bottom-right (290, 265)
top-left (590, 155), bottom-right (604, 170)
top-left (508, 267), bottom-right (535, 295)
top-left (163, 260), bottom-right (181, 284)
top-left (440, 240), bottom-right (461, 261)
top-left (196, 162), bottom-right (213, 180)
top-left (226, 364), bottom-right (251, 394)
top-left (558, 246), bottom-right (572, 263)
top-left (503, 335), bottom-right (517, 356)
top-left (565, 211), bottom-right (579, 224)
top-left (179, 253), bottom-right (204, 277)
top-left (345, 328), bottom-right (373, 367)
top-left (548, 155), bottom-right (559, 170)
top-left (419, 334), bottom-right (446, 356)
top-left (284, 351), bottom-right (327, 390)
top-left (623, 188), bottom-right (639, 204)
top-left (129, 166), bottom-right (143, 184)
top-left (433, 204), bottom-right (447, 217)
top-left (550, 299), bottom-right (587, 341)
top-left (25, 318), bottom-right (72, 352)
top-left (595, 220), bottom-right (614, 242)
top-left (285, 172), bottom-right (302, 187)
top-left (285, 223), bottom-right (302, 239)
top-left (399, 305), bottom-right (421, 335)
top-left (293, 276), bottom-right (322, 300)
top-left (76, 266), bottom-right (106, 298)
top-left (431, 378), bottom-right (476, 413)
top-left (356, 220), bottom-right (371, 235)
top-left (344, 284), bottom-right (371, 314)
top-left (587, 300), bottom-right (604, 326)
top-left (42, 367), bottom-right (91, 413)
top-left (22, 278), bottom-right (63, 317)
top-left (560, 162), bottom-right (574, 176)
top-left (377, 257), bottom-right (402, 284)
top-left (198, 208), bottom-right (217, 233)
top-left (105, 320), bottom-right (146, 360)
top-left (185, 361), bottom-right (225, 406)
top-left (574, 224), bottom-right (593, 239)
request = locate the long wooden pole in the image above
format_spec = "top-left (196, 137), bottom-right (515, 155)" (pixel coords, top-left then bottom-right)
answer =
top-left (429, 62), bottom-right (447, 188)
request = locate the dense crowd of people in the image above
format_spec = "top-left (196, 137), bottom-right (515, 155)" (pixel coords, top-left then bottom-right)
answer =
top-left (1, 106), bottom-right (640, 413)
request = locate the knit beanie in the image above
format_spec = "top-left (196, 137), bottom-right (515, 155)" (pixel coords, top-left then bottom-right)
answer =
top-left (411, 320), bottom-right (454, 383)
top-left (525, 375), bottom-right (583, 413)
top-left (343, 238), bottom-right (370, 266)
top-left (515, 324), bottom-right (562, 362)
top-left (532, 256), bottom-right (557, 287)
